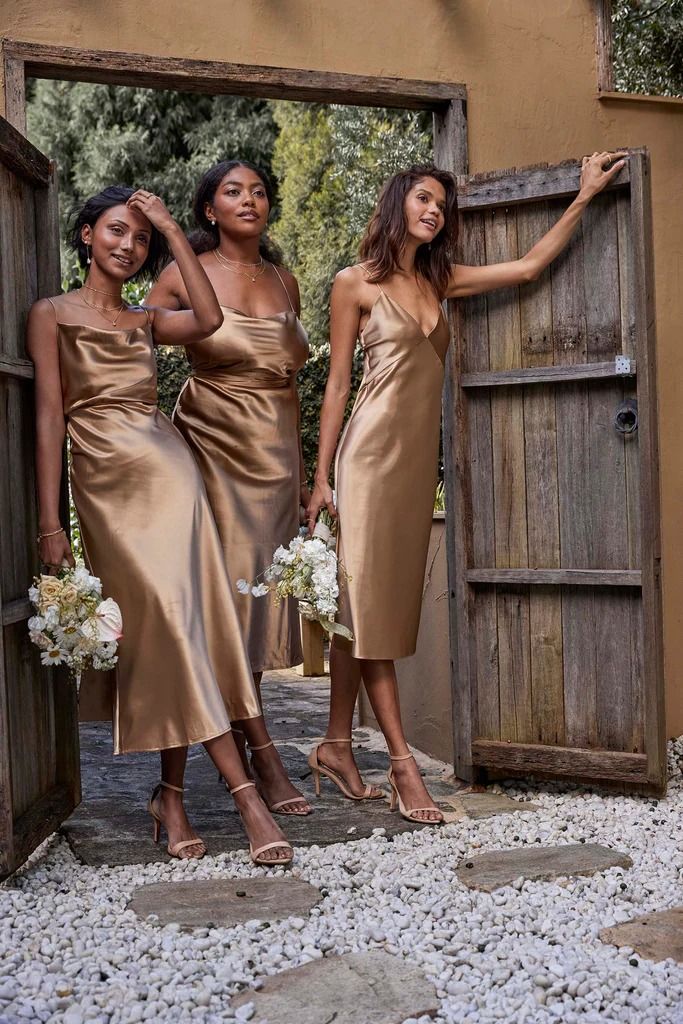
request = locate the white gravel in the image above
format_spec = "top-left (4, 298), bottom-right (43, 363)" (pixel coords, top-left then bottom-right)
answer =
top-left (2, 740), bottom-right (683, 1024)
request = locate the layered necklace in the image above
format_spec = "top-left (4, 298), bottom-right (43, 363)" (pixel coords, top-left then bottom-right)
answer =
top-left (79, 284), bottom-right (126, 327)
top-left (213, 248), bottom-right (266, 282)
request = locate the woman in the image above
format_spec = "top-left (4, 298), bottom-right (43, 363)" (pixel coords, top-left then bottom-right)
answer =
top-left (146, 161), bottom-right (311, 816)
top-left (27, 185), bottom-right (293, 864)
top-left (307, 152), bottom-right (626, 823)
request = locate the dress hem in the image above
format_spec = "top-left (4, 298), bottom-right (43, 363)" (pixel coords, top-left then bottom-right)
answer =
top-left (112, 713), bottom-right (264, 755)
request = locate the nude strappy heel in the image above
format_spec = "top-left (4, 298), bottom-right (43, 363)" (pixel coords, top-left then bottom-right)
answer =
top-left (387, 753), bottom-right (444, 824)
top-left (307, 738), bottom-right (384, 801)
top-left (148, 781), bottom-right (207, 859)
top-left (228, 781), bottom-right (294, 866)
top-left (249, 740), bottom-right (312, 815)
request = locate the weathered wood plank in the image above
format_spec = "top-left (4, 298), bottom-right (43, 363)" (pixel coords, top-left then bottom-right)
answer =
top-left (461, 359), bottom-right (636, 387)
top-left (458, 211), bottom-right (499, 742)
top-left (629, 153), bottom-right (666, 789)
top-left (0, 114), bottom-right (51, 186)
top-left (617, 196), bottom-right (642, 572)
top-left (595, 0), bottom-right (615, 93)
top-left (518, 202), bottom-right (564, 745)
top-left (1, 53), bottom-right (27, 134)
top-left (457, 162), bottom-right (629, 210)
top-left (471, 740), bottom-right (648, 783)
top-left (1, 785), bottom-right (73, 882)
top-left (497, 586), bottom-right (533, 743)
top-left (562, 588), bottom-right (598, 749)
top-left (1, 598), bottom-right (31, 626)
top-left (484, 209), bottom-right (531, 743)
top-left (467, 568), bottom-right (641, 586)
top-left (0, 355), bottom-right (33, 379)
top-left (5, 41), bottom-right (465, 109)
top-left (583, 193), bottom-right (633, 751)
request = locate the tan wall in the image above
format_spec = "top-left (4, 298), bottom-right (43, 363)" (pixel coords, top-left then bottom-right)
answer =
top-left (2, 0), bottom-right (682, 733)
top-left (359, 517), bottom-right (454, 763)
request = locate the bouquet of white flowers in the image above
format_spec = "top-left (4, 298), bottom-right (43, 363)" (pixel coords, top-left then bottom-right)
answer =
top-left (237, 512), bottom-right (353, 641)
top-left (27, 562), bottom-right (122, 688)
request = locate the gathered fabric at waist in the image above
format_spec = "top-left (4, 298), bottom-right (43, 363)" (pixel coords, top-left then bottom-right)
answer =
top-left (190, 369), bottom-right (293, 391)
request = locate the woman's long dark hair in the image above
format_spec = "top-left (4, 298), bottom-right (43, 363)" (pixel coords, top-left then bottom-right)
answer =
top-left (359, 165), bottom-right (458, 299)
top-left (190, 159), bottom-right (282, 264)
top-left (69, 185), bottom-right (169, 282)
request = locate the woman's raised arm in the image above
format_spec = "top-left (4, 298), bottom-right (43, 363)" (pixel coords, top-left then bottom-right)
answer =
top-left (126, 192), bottom-right (223, 345)
top-left (446, 151), bottom-right (627, 300)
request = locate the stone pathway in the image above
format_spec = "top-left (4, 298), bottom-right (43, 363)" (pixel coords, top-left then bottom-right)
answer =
top-left (231, 951), bottom-right (439, 1024)
top-left (3, 676), bottom-right (683, 1023)
top-left (457, 843), bottom-right (633, 892)
top-left (128, 878), bottom-right (322, 930)
top-left (600, 907), bottom-right (683, 964)
top-left (62, 672), bottom-right (533, 866)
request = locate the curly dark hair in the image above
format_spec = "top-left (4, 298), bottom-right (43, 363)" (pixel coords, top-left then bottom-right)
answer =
top-left (189, 159), bottom-right (282, 264)
top-left (68, 185), bottom-right (169, 282)
top-left (359, 165), bottom-right (458, 300)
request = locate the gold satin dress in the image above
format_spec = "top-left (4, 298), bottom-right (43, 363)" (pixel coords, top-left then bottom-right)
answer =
top-left (53, 306), bottom-right (261, 754)
top-left (335, 286), bottom-right (450, 660)
top-left (173, 281), bottom-right (309, 672)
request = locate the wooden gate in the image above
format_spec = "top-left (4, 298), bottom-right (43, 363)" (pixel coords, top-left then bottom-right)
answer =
top-left (444, 151), bottom-right (665, 793)
top-left (0, 116), bottom-right (80, 878)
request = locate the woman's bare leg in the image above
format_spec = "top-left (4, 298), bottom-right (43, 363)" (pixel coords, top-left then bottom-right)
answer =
top-left (153, 746), bottom-right (206, 859)
top-left (234, 674), bottom-right (311, 814)
top-left (315, 643), bottom-right (382, 798)
top-left (204, 730), bottom-right (291, 860)
top-left (361, 658), bottom-right (441, 822)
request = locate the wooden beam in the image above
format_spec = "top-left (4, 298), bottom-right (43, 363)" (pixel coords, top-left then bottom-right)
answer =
top-left (595, 0), bottom-right (615, 93)
top-left (457, 161), bottom-right (630, 210)
top-left (461, 359), bottom-right (636, 388)
top-left (0, 785), bottom-right (73, 881)
top-left (472, 740), bottom-right (649, 783)
top-left (3, 40), bottom-right (464, 110)
top-left (1, 598), bottom-right (32, 626)
top-left (0, 355), bottom-right (34, 380)
top-left (0, 115), bottom-right (51, 186)
top-left (466, 569), bottom-right (641, 587)
top-left (1, 52), bottom-right (26, 132)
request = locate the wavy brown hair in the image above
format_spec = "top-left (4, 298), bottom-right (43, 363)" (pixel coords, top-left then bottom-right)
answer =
top-left (359, 165), bottom-right (458, 299)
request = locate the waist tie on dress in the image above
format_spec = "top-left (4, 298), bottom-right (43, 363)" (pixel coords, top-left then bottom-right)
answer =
top-left (190, 369), bottom-right (292, 391)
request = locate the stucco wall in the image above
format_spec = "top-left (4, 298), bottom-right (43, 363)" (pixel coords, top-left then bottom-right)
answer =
top-left (2, 0), bottom-right (682, 734)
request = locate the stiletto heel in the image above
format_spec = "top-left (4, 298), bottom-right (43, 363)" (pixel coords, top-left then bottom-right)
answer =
top-left (228, 781), bottom-right (294, 866)
top-left (148, 781), bottom-right (207, 859)
top-left (307, 738), bottom-right (384, 801)
top-left (249, 740), bottom-right (312, 815)
top-left (387, 753), bottom-right (444, 825)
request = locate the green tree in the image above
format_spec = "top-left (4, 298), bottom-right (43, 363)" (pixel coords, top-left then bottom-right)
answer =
top-left (613, 0), bottom-right (683, 97)
top-left (27, 80), bottom-right (277, 279)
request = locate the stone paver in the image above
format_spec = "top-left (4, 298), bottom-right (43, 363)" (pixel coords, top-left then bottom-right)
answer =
top-left (457, 843), bottom-right (632, 892)
top-left (232, 951), bottom-right (438, 1023)
top-left (128, 878), bottom-right (321, 930)
top-left (600, 907), bottom-right (683, 963)
top-left (61, 673), bottom-right (472, 865)
top-left (459, 792), bottom-right (539, 819)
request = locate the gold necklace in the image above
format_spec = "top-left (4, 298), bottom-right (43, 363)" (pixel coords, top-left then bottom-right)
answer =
top-left (82, 283), bottom-right (121, 301)
top-left (79, 290), bottom-right (126, 327)
top-left (213, 248), bottom-right (266, 282)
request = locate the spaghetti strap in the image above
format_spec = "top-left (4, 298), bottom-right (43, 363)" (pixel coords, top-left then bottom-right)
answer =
top-left (46, 296), bottom-right (58, 315)
top-left (271, 264), bottom-right (296, 314)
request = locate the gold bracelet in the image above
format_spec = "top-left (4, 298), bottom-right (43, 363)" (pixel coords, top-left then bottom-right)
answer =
top-left (36, 526), bottom-right (65, 543)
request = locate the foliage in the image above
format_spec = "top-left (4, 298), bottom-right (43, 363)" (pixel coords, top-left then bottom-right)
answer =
top-left (612, 0), bottom-right (683, 96)
top-left (271, 102), bottom-right (431, 351)
top-left (28, 80), bottom-right (276, 280)
top-left (155, 346), bottom-right (192, 419)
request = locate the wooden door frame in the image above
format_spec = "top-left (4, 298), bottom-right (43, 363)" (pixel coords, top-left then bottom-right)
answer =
top-left (0, 38), bottom-right (469, 766)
